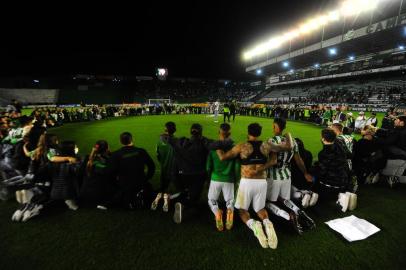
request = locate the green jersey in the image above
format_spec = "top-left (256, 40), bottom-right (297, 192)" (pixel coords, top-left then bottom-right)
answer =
top-left (2, 127), bottom-right (24, 144)
top-left (323, 110), bottom-right (332, 120)
top-left (156, 135), bottom-right (176, 178)
top-left (206, 150), bottom-right (240, 183)
top-left (268, 135), bottom-right (299, 181)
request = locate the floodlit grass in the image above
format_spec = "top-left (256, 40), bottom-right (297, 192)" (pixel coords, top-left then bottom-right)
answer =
top-left (1, 114), bottom-right (405, 270)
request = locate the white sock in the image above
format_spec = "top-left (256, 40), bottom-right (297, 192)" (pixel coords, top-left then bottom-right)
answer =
top-left (263, 218), bottom-right (271, 225)
top-left (170, 193), bottom-right (181, 200)
top-left (283, 199), bottom-right (300, 215)
top-left (267, 202), bottom-right (290, 221)
top-left (154, 193), bottom-right (162, 202)
top-left (246, 219), bottom-right (255, 229)
top-left (293, 191), bottom-right (302, 200)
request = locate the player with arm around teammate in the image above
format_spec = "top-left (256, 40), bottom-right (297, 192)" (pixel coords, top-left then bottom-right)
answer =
top-left (264, 118), bottom-right (316, 235)
top-left (216, 123), bottom-right (293, 249)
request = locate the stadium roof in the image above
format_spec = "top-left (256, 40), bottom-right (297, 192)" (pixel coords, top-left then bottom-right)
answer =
top-left (245, 0), bottom-right (406, 75)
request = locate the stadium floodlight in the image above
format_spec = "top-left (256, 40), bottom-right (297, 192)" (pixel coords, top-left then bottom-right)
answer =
top-left (329, 48), bottom-right (337, 56)
top-left (289, 69), bottom-right (295, 73)
top-left (33, 80), bottom-right (39, 83)
top-left (349, 55), bottom-right (355, 61)
top-left (399, 45), bottom-right (405, 50)
top-left (314, 63), bottom-right (320, 68)
top-left (242, 0), bottom-right (384, 60)
top-left (256, 69), bottom-right (263, 75)
top-left (340, 0), bottom-right (379, 17)
top-left (282, 30), bottom-right (300, 41)
top-left (283, 61), bottom-right (290, 68)
top-left (328, 10), bottom-right (340, 22)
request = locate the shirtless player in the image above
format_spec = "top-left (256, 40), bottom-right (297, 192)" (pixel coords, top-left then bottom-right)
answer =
top-left (216, 123), bottom-right (293, 249)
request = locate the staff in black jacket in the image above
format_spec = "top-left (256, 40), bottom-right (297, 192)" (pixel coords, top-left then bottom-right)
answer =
top-left (165, 123), bottom-right (212, 224)
top-left (311, 128), bottom-right (356, 212)
top-left (106, 132), bottom-right (155, 209)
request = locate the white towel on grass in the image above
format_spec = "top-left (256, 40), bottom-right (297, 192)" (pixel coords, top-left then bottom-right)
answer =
top-left (325, 215), bottom-right (380, 242)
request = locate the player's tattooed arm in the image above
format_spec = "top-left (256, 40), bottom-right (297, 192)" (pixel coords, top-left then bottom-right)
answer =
top-left (255, 152), bottom-right (277, 172)
top-left (217, 143), bottom-right (243, 161)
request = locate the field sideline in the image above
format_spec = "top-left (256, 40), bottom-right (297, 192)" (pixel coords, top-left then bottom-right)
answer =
top-left (1, 114), bottom-right (405, 270)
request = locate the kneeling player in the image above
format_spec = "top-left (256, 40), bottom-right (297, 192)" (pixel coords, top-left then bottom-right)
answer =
top-left (217, 123), bottom-right (292, 249)
top-left (266, 118), bottom-right (316, 235)
top-left (207, 123), bottom-right (239, 231)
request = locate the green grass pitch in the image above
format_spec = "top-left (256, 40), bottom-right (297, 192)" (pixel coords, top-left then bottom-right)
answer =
top-left (1, 114), bottom-right (405, 270)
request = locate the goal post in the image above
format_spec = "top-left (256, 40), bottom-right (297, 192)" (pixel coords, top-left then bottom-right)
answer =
top-left (148, 99), bottom-right (172, 105)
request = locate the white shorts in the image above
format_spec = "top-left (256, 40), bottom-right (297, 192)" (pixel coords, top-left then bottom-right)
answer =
top-left (208, 181), bottom-right (235, 214)
top-left (267, 178), bottom-right (291, 202)
top-left (235, 178), bottom-right (267, 212)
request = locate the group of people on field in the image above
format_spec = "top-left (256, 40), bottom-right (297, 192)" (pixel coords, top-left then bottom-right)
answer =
top-left (1, 105), bottom-right (406, 248)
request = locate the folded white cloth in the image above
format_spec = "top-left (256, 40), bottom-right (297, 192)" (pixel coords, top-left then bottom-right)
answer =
top-left (325, 215), bottom-right (380, 242)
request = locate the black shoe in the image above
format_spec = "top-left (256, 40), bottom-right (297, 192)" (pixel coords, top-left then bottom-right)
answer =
top-left (289, 212), bottom-right (303, 235)
top-left (298, 210), bottom-right (316, 230)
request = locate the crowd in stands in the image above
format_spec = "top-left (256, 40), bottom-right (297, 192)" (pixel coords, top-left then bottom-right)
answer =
top-left (1, 99), bottom-right (405, 249)
top-left (265, 84), bottom-right (405, 105)
top-left (120, 79), bottom-right (259, 103)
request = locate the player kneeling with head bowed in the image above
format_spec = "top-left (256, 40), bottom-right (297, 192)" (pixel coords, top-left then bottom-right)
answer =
top-left (265, 118), bottom-right (316, 235)
top-left (207, 123), bottom-right (240, 231)
top-left (216, 123), bottom-right (292, 249)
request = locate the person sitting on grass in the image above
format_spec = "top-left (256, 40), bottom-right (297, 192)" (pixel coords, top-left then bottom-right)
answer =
top-left (106, 132), bottom-right (155, 209)
top-left (207, 123), bottom-right (239, 231)
top-left (376, 115), bottom-right (406, 187)
top-left (11, 135), bottom-right (78, 221)
top-left (290, 138), bottom-right (317, 205)
top-left (80, 140), bottom-right (112, 210)
top-left (216, 123), bottom-right (293, 249)
top-left (151, 122), bottom-right (177, 212)
top-left (352, 125), bottom-right (385, 185)
top-left (49, 141), bottom-right (81, 211)
top-left (311, 128), bottom-right (357, 213)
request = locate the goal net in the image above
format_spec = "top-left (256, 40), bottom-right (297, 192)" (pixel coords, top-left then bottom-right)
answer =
top-left (148, 99), bottom-right (172, 105)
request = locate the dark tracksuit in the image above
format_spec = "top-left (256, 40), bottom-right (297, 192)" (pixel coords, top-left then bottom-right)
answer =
top-left (106, 146), bottom-right (155, 207)
top-left (166, 136), bottom-right (212, 209)
top-left (313, 142), bottom-right (350, 200)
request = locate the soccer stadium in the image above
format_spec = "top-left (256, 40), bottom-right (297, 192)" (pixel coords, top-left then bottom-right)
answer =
top-left (1, 1), bottom-right (406, 269)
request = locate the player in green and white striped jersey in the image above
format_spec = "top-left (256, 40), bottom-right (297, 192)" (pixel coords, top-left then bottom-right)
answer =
top-left (266, 118), bottom-right (316, 234)
top-left (332, 123), bottom-right (354, 154)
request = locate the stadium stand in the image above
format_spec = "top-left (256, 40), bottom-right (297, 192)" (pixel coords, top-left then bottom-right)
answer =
top-left (0, 89), bottom-right (59, 106)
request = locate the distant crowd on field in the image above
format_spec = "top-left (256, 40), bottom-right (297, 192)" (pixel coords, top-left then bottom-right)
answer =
top-left (1, 98), bottom-right (406, 248)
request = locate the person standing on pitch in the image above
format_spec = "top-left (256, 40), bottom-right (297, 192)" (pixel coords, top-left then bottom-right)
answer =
top-left (223, 103), bottom-right (231, 123)
top-left (214, 100), bottom-right (220, 123)
top-left (207, 123), bottom-right (240, 231)
top-left (216, 123), bottom-right (293, 249)
top-left (230, 100), bottom-right (237, 122)
top-left (151, 122), bottom-right (177, 212)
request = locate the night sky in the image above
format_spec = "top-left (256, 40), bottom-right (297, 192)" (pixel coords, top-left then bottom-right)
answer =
top-left (0, 0), bottom-right (335, 79)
